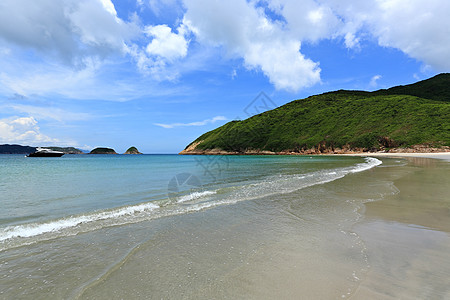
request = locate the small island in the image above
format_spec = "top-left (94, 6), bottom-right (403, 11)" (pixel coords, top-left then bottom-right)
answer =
top-left (89, 147), bottom-right (117, 154)
top-left (47, 147), bottom-right (84, 154)
top-left (124, 146), bottom-right (142, 154)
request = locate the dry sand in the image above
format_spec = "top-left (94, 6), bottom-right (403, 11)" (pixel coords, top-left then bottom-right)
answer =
top-left (342, 152), bottom-right (450, 161)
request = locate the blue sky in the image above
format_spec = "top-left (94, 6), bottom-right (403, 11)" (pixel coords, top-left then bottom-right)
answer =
top-left (0, 0), bottom-right (448, 153)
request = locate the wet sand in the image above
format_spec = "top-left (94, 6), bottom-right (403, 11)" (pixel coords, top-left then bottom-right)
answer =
top-left (352, 157), bottom-right (450, 299)
top-left (75, 157), bottom-right (450, 299)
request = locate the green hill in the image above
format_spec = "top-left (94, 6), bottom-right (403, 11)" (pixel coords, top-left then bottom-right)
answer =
top-left (47, 147), bottom-right (84, 154)
top-left (376, 73), bottom-right (450, 102)
top-left (181, 74), bottom-right (450, 154)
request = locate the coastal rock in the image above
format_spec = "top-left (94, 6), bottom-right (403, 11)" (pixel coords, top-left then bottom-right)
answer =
top-left (124, 146), bottom-right (142, 154)
top-left (89, 147), bottom-right (117, 154)
top-left (179, 144), bottom-right (450, 155)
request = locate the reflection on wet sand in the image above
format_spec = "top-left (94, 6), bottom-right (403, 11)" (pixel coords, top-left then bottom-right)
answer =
top-left (353, 158), bottom-right (450, 299)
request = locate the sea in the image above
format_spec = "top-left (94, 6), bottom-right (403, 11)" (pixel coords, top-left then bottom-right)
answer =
top-left (1, 154), bottom-right (448, 299)
top-left (0, 154), bottom-right (380, 250)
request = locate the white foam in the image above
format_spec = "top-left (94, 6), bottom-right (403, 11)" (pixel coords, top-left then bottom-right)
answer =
top-left (349, 157), bottom-right (382, 173)
top-left (0, 202), bottom-right (159, 242)
top-left (177, 190), bottom-right (216, 203)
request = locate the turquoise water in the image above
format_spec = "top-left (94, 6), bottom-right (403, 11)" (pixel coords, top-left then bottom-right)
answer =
top-left (0, 154), bottom-right (380, 250)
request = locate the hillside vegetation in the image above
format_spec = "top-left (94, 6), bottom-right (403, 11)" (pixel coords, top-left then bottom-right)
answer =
top-left (47, 147), bottom-right (84, 154)
top-left (182, 74), bottom-right (450, 154)
top-left (89, 147), bottom-right (117, 154)
top-left (124, 146), bottom-right (142, 154)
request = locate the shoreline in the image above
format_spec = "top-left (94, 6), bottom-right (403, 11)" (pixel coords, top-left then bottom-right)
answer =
top-left (180, 149), bottom-right (450, 161)
top-left (340, 152), bottom-right (450, 161)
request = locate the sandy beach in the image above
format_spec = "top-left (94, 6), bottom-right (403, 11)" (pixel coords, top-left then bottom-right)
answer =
top-left (342, 152), bottom-right (450, 161)
top-left (79, 156), bottom-right (450, 299)
top-left (1, 155), bottom-right (449, 299)
top-left (351, 156), bottom-right (450, 299)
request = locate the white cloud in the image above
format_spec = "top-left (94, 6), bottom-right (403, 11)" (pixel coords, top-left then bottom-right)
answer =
top-left (182, 0), bottom-right (321, 91)
top-left (181, 0), bottom-right (450, 90)
top-left (145, 25), bottom-right (188, 61)
top-left (1, 0), bottom-right (449, 97)
top-left (129, 24), bottom-right (190, 80)
top-left (370, 75), bottom-right (382, 87)
top-left (0, 117), bottom-right (60, 145)
top-left (0, 0), bottom-right (155, 99)
top-left (154, 116), bottom-right (227, 129)
top-left (263, 0), bottom-right (341, 42)
top-left (323, 0), bottom-right (450, 70)
top-left (0, 0), bottom-right (139, 67)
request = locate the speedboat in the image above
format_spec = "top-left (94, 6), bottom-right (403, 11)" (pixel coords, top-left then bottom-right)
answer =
top-left (27, 147), bottom-right (64, 157)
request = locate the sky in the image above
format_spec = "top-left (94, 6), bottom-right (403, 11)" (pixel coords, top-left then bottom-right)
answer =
top-left (0, 0), bottom-right (449, 153)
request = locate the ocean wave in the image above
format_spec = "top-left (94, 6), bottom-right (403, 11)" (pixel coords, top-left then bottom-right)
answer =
top-left (349, 157), bottom-right (382, 173)
top-left (0, 202), bottom-right (159, 242)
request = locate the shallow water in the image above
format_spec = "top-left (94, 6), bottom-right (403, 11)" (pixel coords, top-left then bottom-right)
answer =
top-left (0, 155), bottom-right (448, 299)
top-left (0, 154), bottom-right (375, 249)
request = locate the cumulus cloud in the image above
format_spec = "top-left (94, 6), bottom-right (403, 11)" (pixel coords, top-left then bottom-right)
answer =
top-left (1, 0), bottom-right (450, 96)
top-left (129, 23), bottom-right (190, 80)
top-left (182, 0), bottom-right (321, 91)
top-left (181, 0), bottom-right (450, 90)
top-left (0, 0), bottom-right (153, 99)
top-left (0, 117), bottom-right (60, 145)
top-left (145, 25), bottom-right (188, 61)
top-left (323, 0), bottom-right (450, 70)
top-left (263, 0), bottom-right (341, 42)
top-left (154, 116), bottom-right (227, 129)
top-left (0, 0), bottom-right (139, 67)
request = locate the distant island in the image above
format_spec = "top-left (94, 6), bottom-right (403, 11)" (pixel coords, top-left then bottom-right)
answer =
top-left (181, 73), bottom-right (450, 155)
top-left (0, 144), bottom-right (37, 154)
top-left (46, 147), bottom-right (84, 154)
top-left (0, 145), bottom-right (144, 155)
top-left (90, 147), bottom-right (117, 154)
top-left (0, 145), bottom-right (84, 154)
top-left (124, 147), bottom-right (142, 154)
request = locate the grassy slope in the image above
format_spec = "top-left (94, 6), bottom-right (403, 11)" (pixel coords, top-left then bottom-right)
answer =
top-left (186, 74), bottom-right (450, 152)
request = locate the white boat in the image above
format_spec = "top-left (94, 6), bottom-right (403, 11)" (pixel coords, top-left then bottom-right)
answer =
top-left (27, 147), bottom-right (64, 157)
